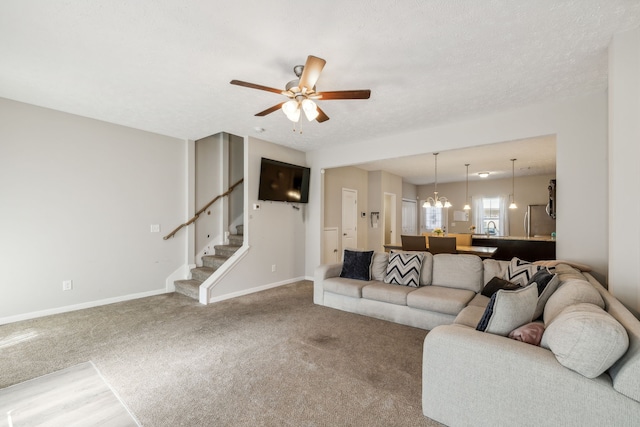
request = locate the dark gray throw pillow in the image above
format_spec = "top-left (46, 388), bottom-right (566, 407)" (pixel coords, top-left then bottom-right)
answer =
top-left (481, 276), bottom-right (521, 297)
top-left (340, 249), bottom-right (374, 281)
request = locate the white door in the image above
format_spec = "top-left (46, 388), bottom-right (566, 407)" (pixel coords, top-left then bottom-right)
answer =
top-left (341, 188), bottom-right (358, 253)
top-left (402, 199), bottom-right (418, 235)
top-left (323, 227), bottom-right (339, 263)
top-left (384, 193), bottom-right (397, 245)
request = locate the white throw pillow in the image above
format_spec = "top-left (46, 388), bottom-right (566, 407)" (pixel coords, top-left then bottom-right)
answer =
top-left (476, 284), bottom-right (538, 336)
top-left (384, 251), bottom-right (424, 287)
top-left (504, 257), bottom-right (543, 287)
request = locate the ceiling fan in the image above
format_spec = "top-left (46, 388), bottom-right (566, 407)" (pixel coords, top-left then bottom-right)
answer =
top-left (230, 55), bottom-right (371, 123)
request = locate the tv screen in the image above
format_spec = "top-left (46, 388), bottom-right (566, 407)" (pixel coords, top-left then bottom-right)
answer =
top-left (258, 158), bottom-right (310, 203)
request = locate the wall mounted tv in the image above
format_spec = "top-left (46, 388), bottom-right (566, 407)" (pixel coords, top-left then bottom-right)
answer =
top-left (258, 157), bottom-right (310, 203)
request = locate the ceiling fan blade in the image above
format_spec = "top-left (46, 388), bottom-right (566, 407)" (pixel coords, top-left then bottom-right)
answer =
top-left (315, 106), bottom-right (330, 123)
top-left (318, 90), bottom-right (371, 100)
top-left (255, 103), bottom-right (285, 116)
top-left (230, 80), bottom-right (283, 95)
top-left (298, 56), bottom-right (326, 92)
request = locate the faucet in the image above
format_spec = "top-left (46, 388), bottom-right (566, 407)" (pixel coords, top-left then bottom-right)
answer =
top-left (486, 221), bottom-right (497, 236)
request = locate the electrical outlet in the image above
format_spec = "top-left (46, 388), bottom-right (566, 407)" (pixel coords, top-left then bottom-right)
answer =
top-left (62, 280), bottom-right (73, 291)
top-left (150, 224), bottom-right (161, 233)
top-left (271, 264), bottom-right (276, 272)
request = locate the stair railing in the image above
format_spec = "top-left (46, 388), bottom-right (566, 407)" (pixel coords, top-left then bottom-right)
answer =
top-left (163, 178), bottom-right (244, 240)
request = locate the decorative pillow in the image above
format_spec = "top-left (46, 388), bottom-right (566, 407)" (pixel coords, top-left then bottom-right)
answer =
top-left (505, 258), bottom-right (543, 287)
top-left (384, 251), bottom-right (424, 287)
top-left (526, 268), bottom-right (561, 320)
top-left (481, 276), bottom-right (521, 298)
top-left (508, 322), bottom-right (545, 346)
top-left (340, 249), bottom-right (374, 281)
top-left (476, 284), bottom-right (539, 336)
top-left (541, 303), bottom-right (629, 378)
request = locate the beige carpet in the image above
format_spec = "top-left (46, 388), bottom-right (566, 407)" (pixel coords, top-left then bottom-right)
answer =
top-left (0, 281), bottom-right (443, 426)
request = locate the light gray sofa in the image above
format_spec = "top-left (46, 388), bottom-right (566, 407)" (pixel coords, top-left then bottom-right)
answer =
top-left (314, 252), bottom-right (640, 426)
top-left (314, 252), bottom-right (488, 331)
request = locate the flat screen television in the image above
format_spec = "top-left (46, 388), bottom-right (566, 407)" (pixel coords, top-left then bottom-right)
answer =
top-left (258, 157), bottom-right (310, 203)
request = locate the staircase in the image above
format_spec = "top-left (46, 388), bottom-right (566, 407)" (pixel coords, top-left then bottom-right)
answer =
top-left (174, 225), bottom-right (244, 301)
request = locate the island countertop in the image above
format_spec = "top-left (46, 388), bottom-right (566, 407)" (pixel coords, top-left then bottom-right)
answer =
top-left (471, 235), bottom-right (556, 261)
top-left (471, 235), bottom-right (556, 242)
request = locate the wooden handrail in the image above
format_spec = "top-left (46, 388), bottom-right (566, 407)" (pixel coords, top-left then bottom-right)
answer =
top-left (163, 178), bottom-right (244, 240)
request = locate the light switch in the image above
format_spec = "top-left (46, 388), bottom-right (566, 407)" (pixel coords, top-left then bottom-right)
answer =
top-left (150, 224), bottom-right (161, 233)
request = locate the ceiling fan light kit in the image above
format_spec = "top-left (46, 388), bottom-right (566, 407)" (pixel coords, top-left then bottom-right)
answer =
top-left (230, 55), bottom-right (371, 124)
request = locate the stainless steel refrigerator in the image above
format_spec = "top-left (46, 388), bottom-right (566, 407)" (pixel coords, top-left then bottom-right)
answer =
top-left (525, 204), bottom-right (556, 237)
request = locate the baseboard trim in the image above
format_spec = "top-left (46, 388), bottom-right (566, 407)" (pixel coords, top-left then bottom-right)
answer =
top-left (0, 289), bottom-right (167, 325)
top-left (207, 276), bottom-right (307, 304)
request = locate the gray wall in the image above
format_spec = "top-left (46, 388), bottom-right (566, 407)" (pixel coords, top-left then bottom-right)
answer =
top-left (0, 98), bottom-right (186, 323)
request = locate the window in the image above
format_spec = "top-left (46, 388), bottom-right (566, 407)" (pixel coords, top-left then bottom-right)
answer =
top-left (421, 204), bottom-right (448, 232)
top-left (473, 196), bottom-right (510, 236)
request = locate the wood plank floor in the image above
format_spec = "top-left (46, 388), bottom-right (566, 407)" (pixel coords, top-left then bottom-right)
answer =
top-left (0, 361), bottom-right (139, 427)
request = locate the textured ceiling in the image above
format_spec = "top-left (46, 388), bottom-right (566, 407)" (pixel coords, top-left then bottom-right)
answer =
top-left (1, 1), bottom-right (639, 177)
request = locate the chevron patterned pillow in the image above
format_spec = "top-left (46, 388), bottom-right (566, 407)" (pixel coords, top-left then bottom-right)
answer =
top-left (505, 258), bottom-right (543, 287)
top-left (384, 251), bottom-right (424, 287)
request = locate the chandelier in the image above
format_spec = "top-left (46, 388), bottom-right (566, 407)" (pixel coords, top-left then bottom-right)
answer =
top-left (423, 153), bottom-right (452, 208)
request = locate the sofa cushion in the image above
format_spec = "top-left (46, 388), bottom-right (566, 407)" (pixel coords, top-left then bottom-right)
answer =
top-left (483, 259), bottom-right (509, 285)
top-left (371, 252), bottom-right (389, 281)
top-left (454, 305), bottom-right (487, 328)
top-left (476, 284), bottom-right (538, 336)
top-left (384, 251), bottom-right (424, 287)
top-left (419, 251), bottom-right (434, 286)
top-left (362, 282), bottom-right (415, 306)
top-left (508, 322), bottom-right (545, 346)
top-left (467, 293), bottom-right (490, 308)
top-left (340, 249), bottom-right (374, 281)
top-left (541, 303), bottom-right (629, 379)
top-left (526, 268), bottom-right (560, 320)
top-left (407, 285), bottom-right (475, 316)
top-left (432, 254), bottom-right (483, 292)
top-left (323, 277), bottom-right (369, 298)
top-left (543, 279), bottom-right (605, 325)
top-left (481, 276), bottom-right (521, 297)
top-left (505, 257), bottom-right (544, 287)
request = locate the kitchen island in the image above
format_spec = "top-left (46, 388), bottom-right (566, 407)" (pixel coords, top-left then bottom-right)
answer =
top-left (471, 235), bottom-right (555, 261)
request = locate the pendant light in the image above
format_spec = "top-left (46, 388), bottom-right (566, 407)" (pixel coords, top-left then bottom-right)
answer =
top-left (463, 163), bottom-right (471, 211)
top-left (423, 153), bottom-right (452, 208)
top-left (509, 158), bottom-right (518, 209)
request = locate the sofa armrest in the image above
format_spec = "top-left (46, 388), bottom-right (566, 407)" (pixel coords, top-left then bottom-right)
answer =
top-left (314, 263), bottom-right (343, 305)
top-left (423, 324), bottom-right (640, 426)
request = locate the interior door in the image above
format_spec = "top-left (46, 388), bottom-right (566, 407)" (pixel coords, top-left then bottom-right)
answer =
top-left (384, 192), bottom-right (397, 245)
top-left (323, 227), bottom-right (339, 263)
top-left (402, 199), bottom-right (417, 235)
top-left (341, 188), bottom-right (358, 254)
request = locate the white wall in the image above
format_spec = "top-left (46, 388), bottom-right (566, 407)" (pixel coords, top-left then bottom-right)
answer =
top-left (306, 92), bottom-right (609, 285)
top-left (195, 133), bottom-right (225, 258)
top-left (208, 137), bottom-right (307, 299)
top-left (323, 166), bottom-right (369, 253)
top-left (609, 28), bottom-right (640, 316)
top-left (0, 98), bottom-right (186, 323)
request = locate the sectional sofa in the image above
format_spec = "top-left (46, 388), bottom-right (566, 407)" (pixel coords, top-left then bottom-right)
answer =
top-left (313, 250), bottom-right (640, 426)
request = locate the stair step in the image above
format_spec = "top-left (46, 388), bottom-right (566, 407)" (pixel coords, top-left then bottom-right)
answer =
top-left (214, 244), bottom-right (241, 258)
top-left (191, 266), bottom-right (214, 282)
top-left (236, 224), bottom-right (244, 235)
top-left (228, 234), bottom-right (243, 246)
top-left (202, 255), bottom-right (228, 269)
top-left (174, 279), bottom-right (201, 300)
